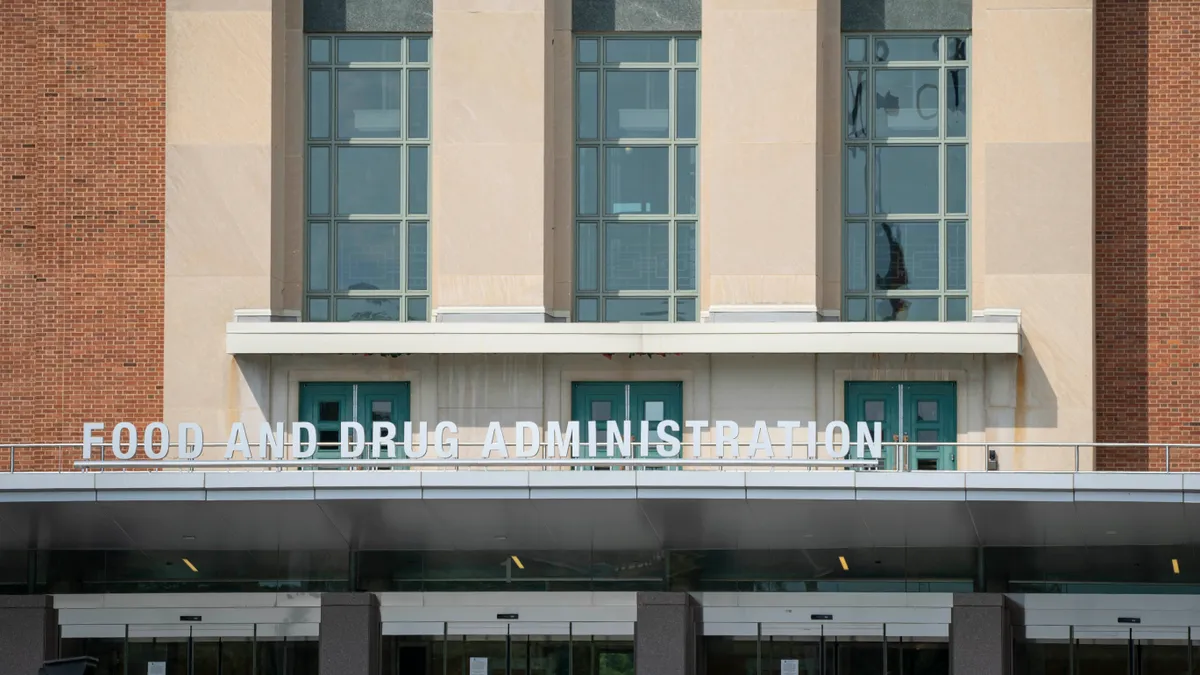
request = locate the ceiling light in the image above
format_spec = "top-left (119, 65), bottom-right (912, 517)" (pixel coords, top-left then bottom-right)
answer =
top-left (511, 556), bottom-right (524, 570)
top-left (1172, 559), bottom-right (1180, 575)
top-left (838, 556), bottom-right (849, 571)
top-left (182, 558), bottom-right (198, 573)
top-left (182, 535), bottom-right (196, 541)
top-left (1106, 531), bottom-right (1118, 536)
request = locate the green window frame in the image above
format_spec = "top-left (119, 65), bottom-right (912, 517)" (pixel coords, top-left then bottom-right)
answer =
top-left (574, 36), bottom-right (700, 323)
top-left (299, 381), bottom-right (411, 460)
top-left (842, 34), bottom-right (970, 322)
top-left (305, 35), bottom-right (431, 322)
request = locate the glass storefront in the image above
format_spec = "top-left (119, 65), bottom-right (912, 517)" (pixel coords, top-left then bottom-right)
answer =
top-left (705, 635), bottom-right (949, 675)
top-left (1015, 631), bottom-right (1196, 675)
top-left (383, 636), bottom-right (631, 675)
top-left (59, 635), bottom-right (318, 675)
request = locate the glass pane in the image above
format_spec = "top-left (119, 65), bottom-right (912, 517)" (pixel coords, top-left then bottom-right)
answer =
top-left (1140, 641), bottom-right (1189, 675)
top-left (676, 222), bottom-right (696, 291)
top-left (606, 146), bottom-right (669, 214)
top-left (947, 68), bottom-right (968, 137)
top-left (948, 37), bottom-right (968, 61)
top-left (947, 221), bottom-right (967, 291)
top-left (591, 401), bottom-right (612, 421)
top-left (604, 222), bottom-right (670, 291)
top-left (408, 69), bottom-right (430, 138)
top-left (577, 38), bottom-right (599, 63)
top-left (946, 145), bottom-right (968, 214)
top-left (865, 400), bottom-right (885, 421)
top-left (845, 145), bottom-right (868, 215)
top-left (605, 297), bottom-right (670, 322)
top-left (128, 639), bottom-right (188, 675)
top-left (678, 38), bottom-right (698, 63)
top-left (408, 37), bottom-right (429, 63)
top-left (845, 297), bottom-right (869, 321)
top-left (677, 146), bottom-right (697, 214)
top-left (577, 222), bottom-right (599, 291)
top-left (337, 222), bottom-right (401, 291)
top-left (918, 400), bottom-right (938, 422)
top-left (676, 297), bottom-right (697, 322)
top-left (319, 401), bottom-right (341, 422)
top-left (946, 297), bottom-right (968, 321)
top-left (874, 222), bottom-right (940, 291)
top-left (338, 38), bottom-right (403, 63)
top-left (875, 297), bottom-right (940, 322)
top-left (846, 70), bottom-right (868, 139)
top-left (308, 146), bottom-right (330, 216)
top-left (337, 297), bottom-right (401, 321)
top-left (846, 37), bottom-right (867, 63)
top-left (337, 147), bottom-right (402, 215)
top-left (309, 38), bottom-right (331, 64)
top-left (874, 36), bottom-right (939, 62)
top-left (874, 69), bottom-right (939, 139)
top-left (606, 38), bottom-right (670, 63)
top-left (1076, 641), bottom-right (1129, 675)
top-left (644, 401), bottom-right (665, 421)
top-left (677, 70), bottom-right (698, 139)
top-left (308, 297), bottom-right (330, 321)
top-left (308, 222), bottom-right (330, 291)
top-left (337, 70), bottom-right (402, 139)
top-left (606, 71), bottom-right (670, 139)
top-left (577, 71), bottom-right (599, 139)
top-left (577, 297), bottom-right (599, 322)
top-left (407, 145), bottom-right (429, 215)
top-left (372, 401), bottom-right (393, 422)
top-left (407, 222), bottom-right (428, 291)
top-left (578, 147), bottom-right (599, 215)
top-left (845, 221), bottom-right (868, 292)
top-left (309, 70), bottom-right (330, 138)
top-left (406, 296), bottom-right (428, 322)
top-left (1016, 641), bottom-right (1070, 675)
top-left (874, 146), bottom-right (938, 214)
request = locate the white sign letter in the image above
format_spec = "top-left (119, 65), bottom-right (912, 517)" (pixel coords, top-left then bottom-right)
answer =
top-left (340, 422), bottom-right (365, 459)
top-left (178, 423), bottom-right (203, 460)
top-left (258, 423), bottom-right (286, 460)
top-left (515, 421), bottom-right (540, 459)
top-left (777, 421), bottom-right (802, 459)
top-left (292, 422), bottom-right (317, 459)
top-left (686, 421), bottom-right (707, 458)
top-left (372, 422), bottom-right (397, 459)
top-left (656, 420), bottom-right (681, 457)
top-left (714, 421), bottom-right (740, 459)
top-left (546, 421), bottom-right (580, 459)
top-left (83, 423), bottom-right (105, 460)
top-left (749, 421), bottom-right (775, 459)
top-left (606, 420), bottom-right (632, 458)
top-left (224, 423), bottom-right (251, 460)
top-left (435, 421), bottom-right (458, 458)
top-left (143, 422), bottom-right (170, 460)
top-left (806, 421), bottom-right (819, 459)
top-left (482, 423), bottom-right (509, 459)
top-left (112, 422), bottom-right (137, 460)
top-left (856, 421), bottom-right (883, 460)
top-left (405, 422), bottom-right (429, 459)
top-left (825, 421), bottom-right (851, 459)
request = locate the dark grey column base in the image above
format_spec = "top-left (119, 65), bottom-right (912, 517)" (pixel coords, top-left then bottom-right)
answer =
top-left (636, 591), bottom-right (699, 675)
top-left (0, 595), bottom-right (57, 672)
top-left (951, 593), bottom-right (1013, 675)
top-left (320, 592), bottom-right (381, 675)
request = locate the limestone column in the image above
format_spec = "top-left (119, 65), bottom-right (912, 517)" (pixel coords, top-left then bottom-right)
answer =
top-left (0, 596), bottom-right (58, 672)
top-left (320, 592), bottom-right (381, 675)
top-left (951, 593), bottom-right (1013, 675)
top-left (636, 591), bottom-right (700, 675)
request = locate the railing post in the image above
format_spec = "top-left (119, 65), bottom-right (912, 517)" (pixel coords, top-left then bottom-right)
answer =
top-left (1074, 445), bottom-right (1080, 472)
top-left (7, 445), bottom-right (12, 473)
top-left (1165, 445), bottom-right (1171, 473)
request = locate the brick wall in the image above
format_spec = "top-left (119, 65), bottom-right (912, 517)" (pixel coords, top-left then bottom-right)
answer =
top-left (0, 0), bottom-right (165, 470)
top-left (1095, 0), bottom-right (1200, 470)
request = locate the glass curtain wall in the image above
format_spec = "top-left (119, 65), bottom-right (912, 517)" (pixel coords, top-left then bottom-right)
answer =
top-left (60, 633), bottom-right (318, 675)
top-left (1014, 629), bottom-right (1195, 675)
top-left (387, 634), bottom-right (631, 675)
top-left (704, 631), bottom-right (948, 675)
top-left (842, 34), bottom-right (970, 322)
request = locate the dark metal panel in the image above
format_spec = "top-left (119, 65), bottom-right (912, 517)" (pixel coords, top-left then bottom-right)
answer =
top-left (842, 0), bottom-right (971, 31)
top-left (305, 0), bottom-right (432, 33)
top-left (573, 0), bottom-right (701, 32)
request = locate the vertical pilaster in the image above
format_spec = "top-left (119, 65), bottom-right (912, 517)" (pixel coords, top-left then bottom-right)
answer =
top-left (320, 592), bottom-right (381, 675)
top-left (0, 596), bottom-right (57, 672)
top-left (951, 593), bottom-right (1012, 675)
top-left (636, 591), bottom-right (699, 675)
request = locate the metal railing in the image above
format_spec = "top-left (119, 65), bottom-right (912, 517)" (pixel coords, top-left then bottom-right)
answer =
top-left (1, 441), bottom-right (1199, 473)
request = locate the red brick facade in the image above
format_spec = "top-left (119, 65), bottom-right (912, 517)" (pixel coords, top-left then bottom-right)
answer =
top-left (1095, 0), bottom-right (1200, 470)
top-left (0, 0), bottom-right (165, 470)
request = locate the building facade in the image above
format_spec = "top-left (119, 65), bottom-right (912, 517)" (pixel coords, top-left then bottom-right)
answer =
top-left (0, 0), bottom-right (1198, 673)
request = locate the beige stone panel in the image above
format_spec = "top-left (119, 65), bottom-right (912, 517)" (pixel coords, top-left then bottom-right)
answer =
top-left (167, 144), bottom-right (273, 283)
top-left (167, 11), bottom-right (272, 145)
top-left (701, 6), bottom-right (818, 144)
top-left (281, 155), bottom-right (304, 310)
top-left (710, 355), bottom-right (817, 449)
top-left (974, 8), bottom-right (1093, 144)
top-left (267, 354), bottom-right (438, 428)
top-left (982, 0), bottom-right (1091, 9)
top-left (983, 143), bottom-right (1092, 276)
top-left (168, 0), bottom-right (273, 11)
top-left (433, 11), bottom-right (548, 145)
top-left (708, 275), bottom-right (814, 306)
top-left (550, 20), bottom-right (574, 314)
top-left (438, 355), bottom-right (544, 410)
top-left (436, 275), bottom-right (546, 309)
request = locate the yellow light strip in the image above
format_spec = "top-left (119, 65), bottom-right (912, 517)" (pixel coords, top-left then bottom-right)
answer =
top-left (182, 558), bottom-right (198, 573)
top-left (511, 556), bottom-right (524, 570)
top-left (838, 556), bottom-right (849, 571)
top-left (1172, 559), bottom-right (1180, 575)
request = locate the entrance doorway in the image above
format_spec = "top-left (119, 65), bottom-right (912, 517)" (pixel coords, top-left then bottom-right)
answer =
top-left (382, 636), bottom-right (634, 675)
top-left (844, 382), bottom-right (957, 471)
top-left (570, 382), bottom-right (683, 467)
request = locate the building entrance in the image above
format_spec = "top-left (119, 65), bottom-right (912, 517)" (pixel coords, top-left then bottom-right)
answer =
top-left (705, 635), bottom-right (949, 675)
top-left (382, 636), bottom-right (635, 675)
top-left (845, 382), bottom-right (957, 470)
top-left (1016, 630), bottom-right (1195, 674)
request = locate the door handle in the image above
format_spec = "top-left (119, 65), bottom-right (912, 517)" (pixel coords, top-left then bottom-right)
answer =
top-left (903, 434), bottom-right (909, 442)
top-left (892, 434), bottom-right (899, 442)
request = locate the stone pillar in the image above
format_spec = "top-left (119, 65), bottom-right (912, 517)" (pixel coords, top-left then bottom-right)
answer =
top-left (320, 592), bottom-right (380, 675)
top-left (636, 592), bottom-right (699, 675)
top-left (951, 593), bottom-right (1012, 675)
top-left (0, 596), bottom-right (57, 672)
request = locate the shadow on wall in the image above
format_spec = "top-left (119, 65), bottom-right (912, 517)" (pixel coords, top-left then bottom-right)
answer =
top-left (1094, 0), bottom-right (1149, 469)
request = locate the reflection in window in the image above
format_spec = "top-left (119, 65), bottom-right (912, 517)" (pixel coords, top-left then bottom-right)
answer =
top-left (843, 34), bottom-right (970, 322)
top-left (576, 36), bottom-right (699, 322)
top-left (307, 35), bottom-right (430, 322)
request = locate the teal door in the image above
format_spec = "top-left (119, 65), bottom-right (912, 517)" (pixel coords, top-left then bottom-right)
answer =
top-left (572, 382), bottom-right (682, 468)
top-left (299, 382), bottom-right (411, 460)
top-left (845, 382), bottom-right (956, 470)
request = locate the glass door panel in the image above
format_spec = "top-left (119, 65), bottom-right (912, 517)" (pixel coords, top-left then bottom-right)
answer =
top-left (127, 638), bottom-right (189, 675)
top-left (571, 639), bottom-right (635, 675)
top-left (1014, 639), bottom-right (1071, 675)
top-left (1136, 638), bottom-right (1190, 675)
top-left (824, 637), bottom-right (885, 675)
top-left (447, 636), bottom-right (507, 675)
top-left (845, 382), bottom-right (900, 470)
top-left (510, 636), bottom-right (570, 675)
top-left (704, 636), bottom-right (758, 675)
top-left (630, 382), bottom-right (683, 469)
top-left (763, 637), bottom-right (821, 675)
top-left (902, 383), bottom-right (956, 471)
top-left (887, 638), bottom-right (949, 675)
top-left (300, 384), bottom-right (353, 459)
top-left (571, 383), bottom-right (626, 467)
top-left (59, 637), bottom-right (126, 675)
top-left (1075, 639), bottom-right (1129, 675)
